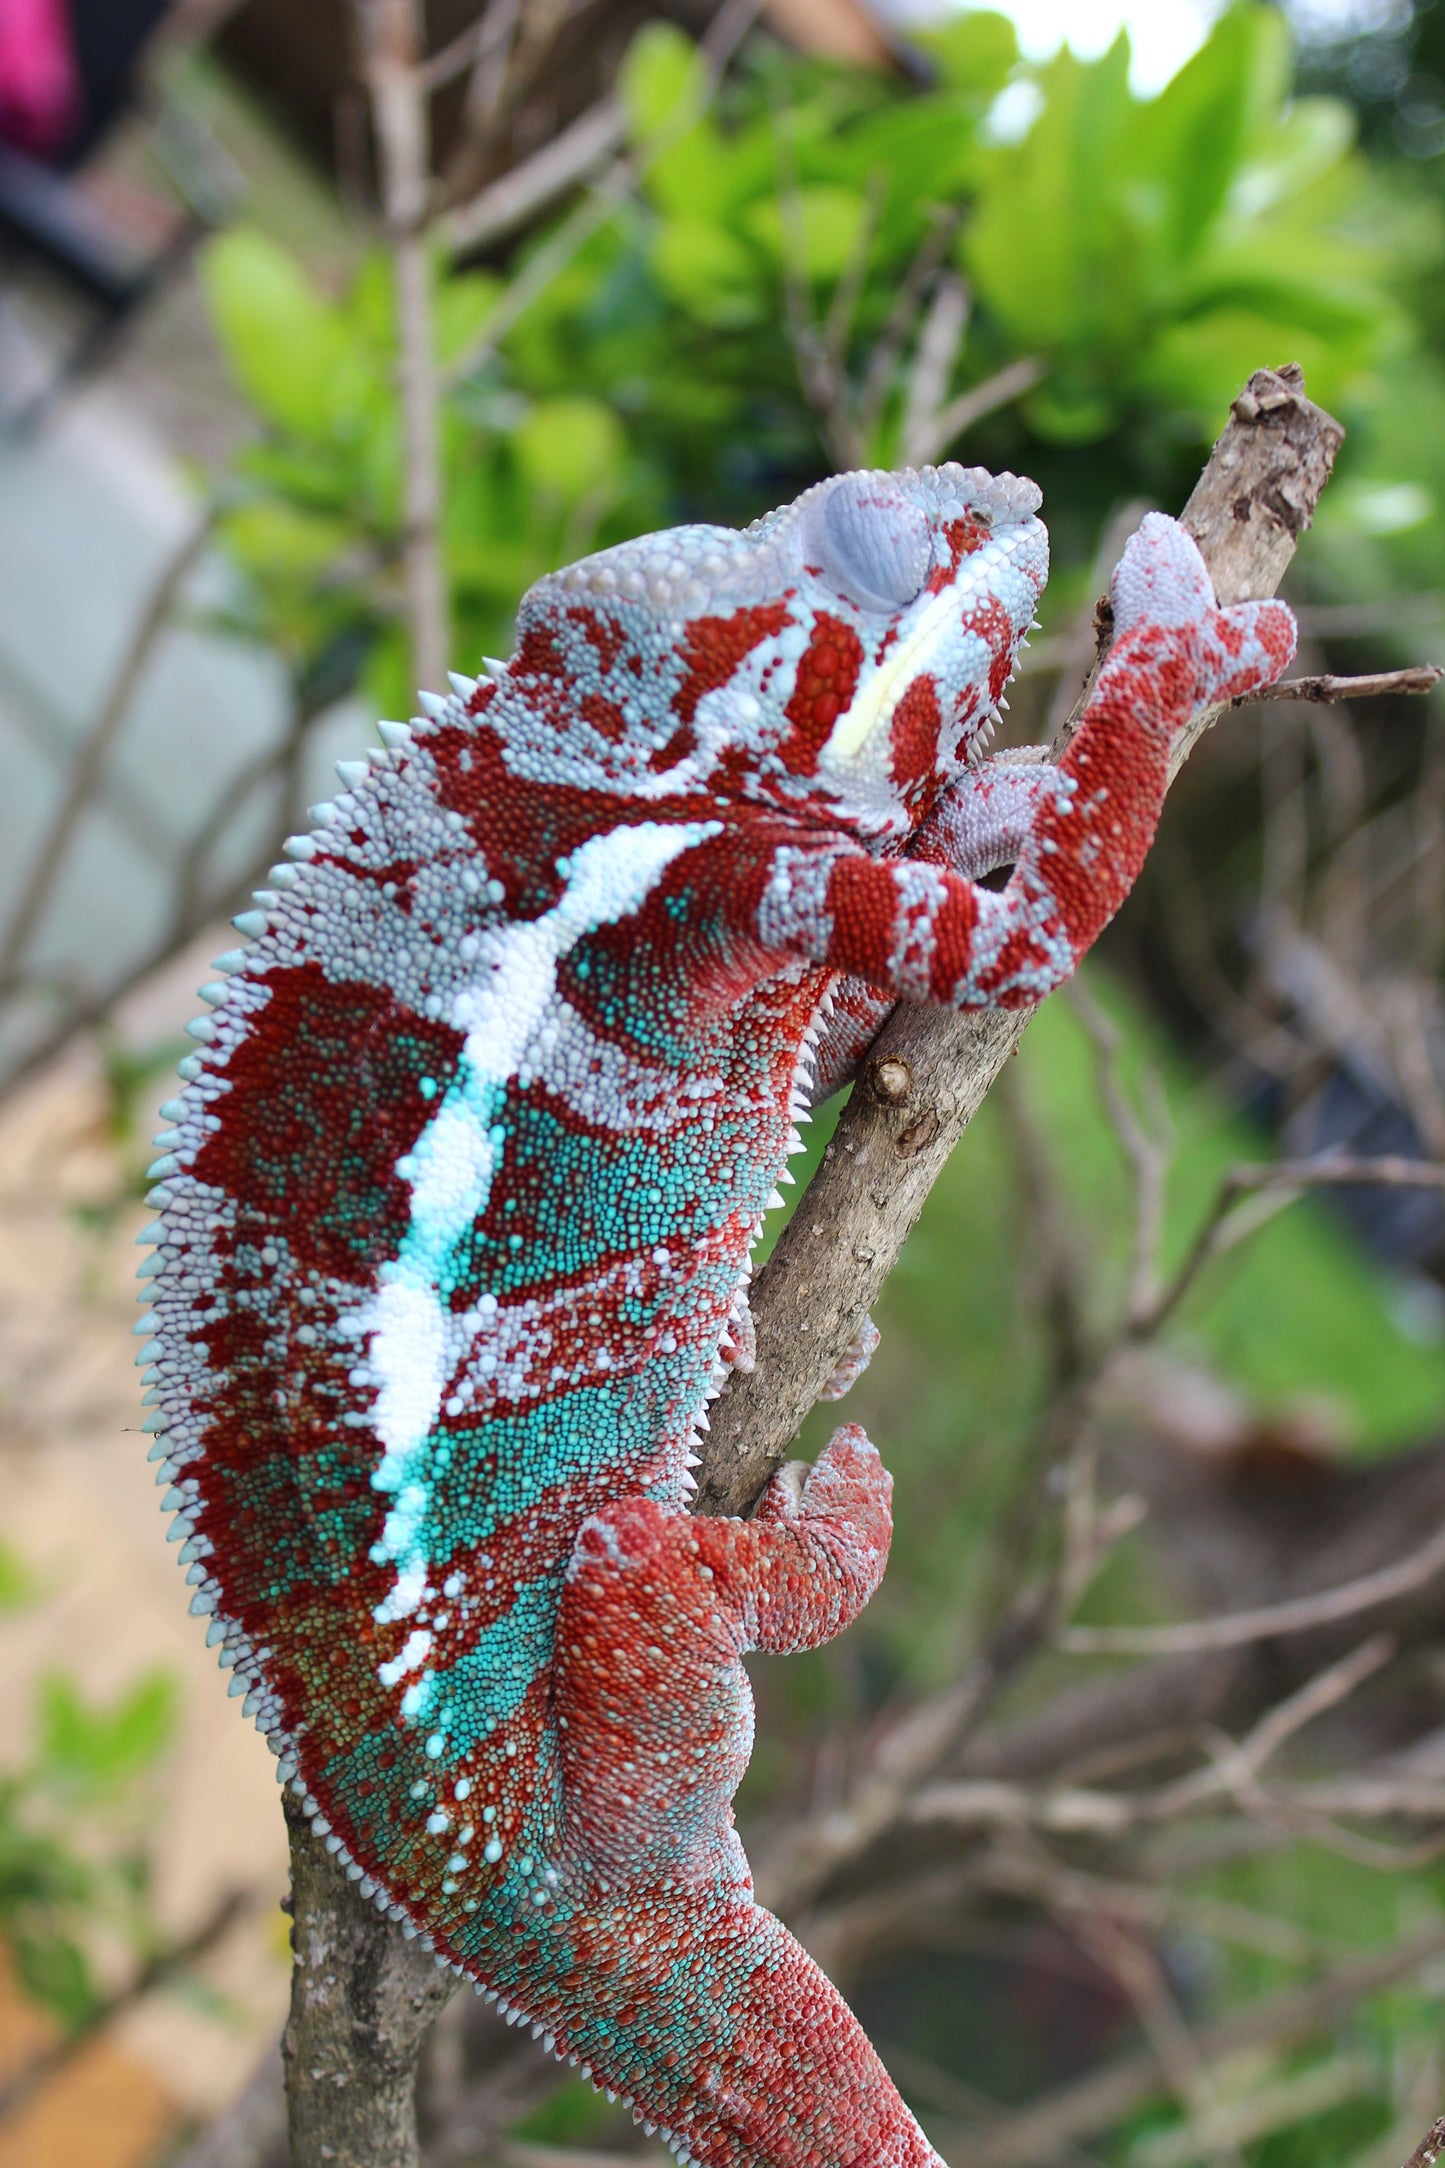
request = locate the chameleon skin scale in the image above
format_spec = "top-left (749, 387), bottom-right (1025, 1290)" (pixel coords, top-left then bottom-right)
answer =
top-left (139, 468), bottom-right (1294, 2168)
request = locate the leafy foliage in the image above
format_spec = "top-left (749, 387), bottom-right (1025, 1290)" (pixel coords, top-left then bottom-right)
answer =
top-left (198, 3), bottom-right (1416, 722)
top-left (0, 1655), bottom-right (179, 2027)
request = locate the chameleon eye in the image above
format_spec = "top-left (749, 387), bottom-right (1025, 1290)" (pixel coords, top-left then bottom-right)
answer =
top-left (806, 475), bottom-right (931, 614)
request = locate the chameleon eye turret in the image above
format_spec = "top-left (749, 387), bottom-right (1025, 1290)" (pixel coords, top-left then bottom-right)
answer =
top-left (801, 471), bottom-right (932, 612)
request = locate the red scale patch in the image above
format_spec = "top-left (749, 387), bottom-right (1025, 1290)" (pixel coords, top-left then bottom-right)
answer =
top-left (568, 606), bottom-right (629, 673)
top-left (190, 962), bottom-right (465, 1284)
top-left (925, 513), bottom-right (991, 593)
top-left (658, 602), bottom-right (795, 772)
top-left (959, 594), bottom-right (1017, 706)
top-left (888, 674), bottom-right (942, 802)
top-left (782, 614), bottom-right (864, 776)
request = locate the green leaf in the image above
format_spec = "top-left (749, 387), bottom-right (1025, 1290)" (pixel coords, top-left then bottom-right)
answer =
top-left (908, 9), bottom-right (1018, 97)
top-left (966, 37), bottom-right (1139, 352)
top-left (1228, 97), bottom-right (1356, 219)
top-left (345, 248), bottom-right (395, 351)
top-left (621, 22), bottom-right (706, 144)
top-left (650, 217), bottom-right (764, 327)
top-left (1128, 4), bottom-right (1266, 265)
top-left (35, 1669), bottom-right (178, 1797)
top-left (14, 1930), bottom-right (95, 2028)
top-left (221, 502), bottom-right (354, 583)
top-left (0, 1542), bottom-right (35, 1613)
top-left (744, 185), bottom-right (870, 283)
top-left (435, 272), bottom-right (503, 368)
top-left (202, 229), bottom-right (360, 441)
top-left (1130, 304), bottom-right (1348, 427)
top-left (837, 95), bottom-right (980, 214)
top-left (515, 396), bottom-right (625, 501)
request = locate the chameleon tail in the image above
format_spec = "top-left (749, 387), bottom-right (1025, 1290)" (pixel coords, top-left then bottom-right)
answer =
top-left (526, 1892), bottom-right (943, 2168)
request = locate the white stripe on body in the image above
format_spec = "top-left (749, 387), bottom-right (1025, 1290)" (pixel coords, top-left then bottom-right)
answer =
top-left (361, 819), bottom-right (722, 1649)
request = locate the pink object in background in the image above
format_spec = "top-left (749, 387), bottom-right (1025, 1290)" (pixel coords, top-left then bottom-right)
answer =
top-left (0, 0), bottom-right (81, 157)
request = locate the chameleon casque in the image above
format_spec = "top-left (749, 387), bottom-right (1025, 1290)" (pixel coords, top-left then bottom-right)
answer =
top-left (139, 465), bottom-right (1294, 2168)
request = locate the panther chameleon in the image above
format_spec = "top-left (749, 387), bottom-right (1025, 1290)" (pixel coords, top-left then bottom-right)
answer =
top-left (136, 465), bottom-right (1295, 2168)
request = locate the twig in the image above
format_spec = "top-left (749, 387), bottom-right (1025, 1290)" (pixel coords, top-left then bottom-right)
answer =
top-left (774, 121), bottom-right (864, 471)
top-left (975, 1847), bottom-right (1327, 1962)
top-left (855, 207), bottom-right (964, 448)
top-left (167, 2035), bottom-right (287, 2168)
top-left (952, 1923), bottom-right (1445, 2168)
top-left (0, 507), bottom-right (214, 991)
top-left (357, 0), bottom-right (448, 696)
top-left (1132, 1150), bottom-right (1445, 1340)
top-left (440, 0), bottom-right (762, 390)
top-left (912, 1638), bottom-right (1394, 1832)
top-left (899, 272), bottom-right (970, 467)
top-left (444, 97), bottom-right (625, 255)
top-left (1063, 976), bottom-right (1172, 1326)
top-left (1060, 1507), bottom-right (1445, 1650)
top-left (1130, 2056), bottom-right (1373, 2168)
top-left (1401, 2118), bottom-right (1445, 2168)
top-left (0, 1889), bottom-right (248, 2124)
top-left (905, 354), bottom-right (1046, 467)
top-left (1237, 665), bottom-right (1443, 705)
top-left (420, 0), bottom-right (515, 91)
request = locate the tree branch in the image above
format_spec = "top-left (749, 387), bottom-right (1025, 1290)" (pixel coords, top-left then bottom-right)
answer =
top-left (1402, 2119), bottom-right (1445, 2168)
top-left (1240, 664), bottom-right (1442, 705)
top-left (695, 364), bottom-right (1345, 1517)
top-left (282, 1791), bottom-right (458, 2168)
top-left (356, 0), bottom-right (448, 697)
top-left (0, 507), bottom-right (214, 993)
top-left (955, 1923), bottom-right (1445, 2168)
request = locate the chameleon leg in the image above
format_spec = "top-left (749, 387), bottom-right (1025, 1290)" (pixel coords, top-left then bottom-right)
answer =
top-left (807, 762), bottom-right (1059, 1101)
top-left (759, 516), bottom-right (1295, 1012)
top-left (546, 1431), bottom-right (940, 2168)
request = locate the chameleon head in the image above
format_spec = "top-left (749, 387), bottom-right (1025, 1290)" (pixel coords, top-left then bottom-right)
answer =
top-left (505, 463), bottom-right (1047, 838)
top-left (775, 464), bottom-right (1048, 831)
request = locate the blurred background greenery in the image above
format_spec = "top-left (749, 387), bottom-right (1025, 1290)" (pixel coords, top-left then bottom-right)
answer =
top-left (3, 2), bottom-right (1445, 2165)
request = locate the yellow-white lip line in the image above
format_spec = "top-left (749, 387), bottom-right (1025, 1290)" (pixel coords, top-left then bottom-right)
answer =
top-left (821, 571), bottom-right (988, 766)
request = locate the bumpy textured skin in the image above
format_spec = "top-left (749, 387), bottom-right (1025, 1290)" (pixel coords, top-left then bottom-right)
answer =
top-left (138, 469), bottom-right (1294, 2168)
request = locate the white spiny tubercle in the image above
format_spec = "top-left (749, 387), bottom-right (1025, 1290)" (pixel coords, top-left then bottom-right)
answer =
top-left (378, 720), bottom-right (412, 748)
top-left (336, 759), bottom-right (368, 788)
top-left (448, 671), bottom-right (478, 700)
top-left (211, 951), bottom-right (247, 975)
top-left (268, 864), bottom-right (300, 888)
top-left (417, 690), bottom-right (448, 721)
top-left (482, 656), bottom-right (508, 680)
top-left (232, 911), bottom-right (268, 939)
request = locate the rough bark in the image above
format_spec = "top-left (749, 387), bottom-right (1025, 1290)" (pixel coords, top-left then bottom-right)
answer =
top-left (282, 1792), bottom-right (458, 2168)
top-left (695, 363), bottom-right (1344, 1515)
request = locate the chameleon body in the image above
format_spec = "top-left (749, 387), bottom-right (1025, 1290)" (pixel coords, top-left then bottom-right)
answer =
top-left (138, 467), bottom-right (1294, 2168)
